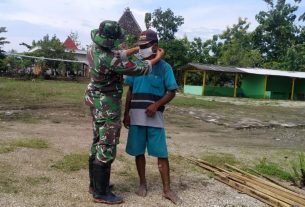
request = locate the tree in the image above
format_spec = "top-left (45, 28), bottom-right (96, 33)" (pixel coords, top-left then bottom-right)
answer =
top-left (253, 0), bottom-right (305, 70)
top-left (69, 31), bottom-right (82, 49)
top-left (0, 27), bottom-right (10, 59)
top-left (217, 18), bottom-right (263, 67)
top-left (145, 8), bottom-right (184, 40)
top-left (27, 34), bottom-right (75, 70)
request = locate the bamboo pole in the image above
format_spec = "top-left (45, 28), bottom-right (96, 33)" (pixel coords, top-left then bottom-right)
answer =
top-left (183, 71), bottom-right (187, 94)
top-left (225, 164), bottom-right (305, 201)
top-left (202, 71), bottom-right (206, 96)
top-left (188, 158), bottom-right (290, 207)
top-left (234, 73), bottom-right (238, 98)
top-left (227, 171), bottom-right (304, 206)
top-left (264, 75), bottom-right (268, 99)
top-left (214, 177), bottom-right (291, 207)
top-left (291, 78), bottom-right (295, 100)
top-left (187, 157), bottom-right (305, 207)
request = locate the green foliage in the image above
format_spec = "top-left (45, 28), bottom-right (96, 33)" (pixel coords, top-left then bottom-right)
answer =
top-left (159, 38), bottom-right (190, 69)
top-left (255, 158), bottom-right (293, 181)
top-left (252, 0), bottom-right (305, 70)
top-left (146, 8), bottom-right (184, 40)
top-left (52, 152), bottom-right (88, 172)
top-left (0, 27), bottom-right (10, 59)
top-left (26, 34), bottom-right (76, 70)
top-left (125, 34), bottom-right (138, 48)
top-left (290, 152), bottom-right (305, 188)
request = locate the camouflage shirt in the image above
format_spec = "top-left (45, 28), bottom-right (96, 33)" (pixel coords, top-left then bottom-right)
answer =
top-left (86, 29), bottom-right (152, 95)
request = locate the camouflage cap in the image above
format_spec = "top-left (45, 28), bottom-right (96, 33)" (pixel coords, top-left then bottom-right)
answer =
top-left (99, 20), bottom-right (124, 40)
top-left (94, 20), bottom-right (125, 49)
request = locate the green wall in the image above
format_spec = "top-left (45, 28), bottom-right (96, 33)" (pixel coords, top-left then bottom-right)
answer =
top-left (184, 85), bottom-right (202, 95)
top-left (267, 76), bottom-right (292, 99)
top-left (205, 86), bottom-right (236, 97)
top-left (184, 74), bottom-right (305, 101)
top-left (294, 79), bottom-right (305, 100)
top-left (241, 74), bottom-right (265, 98)
top-left (184, 85), bottom-right (242, 97)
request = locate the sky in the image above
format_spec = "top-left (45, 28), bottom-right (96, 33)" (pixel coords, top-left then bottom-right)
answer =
top-left (1, 0), bottom-right (304, 52)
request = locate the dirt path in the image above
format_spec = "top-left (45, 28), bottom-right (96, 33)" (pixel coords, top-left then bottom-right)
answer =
top-left (1, 96), bottom-right (305, 206)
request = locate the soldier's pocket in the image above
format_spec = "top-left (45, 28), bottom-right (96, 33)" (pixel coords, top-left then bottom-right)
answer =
top-left (99, 122), bottom-right (121, 145)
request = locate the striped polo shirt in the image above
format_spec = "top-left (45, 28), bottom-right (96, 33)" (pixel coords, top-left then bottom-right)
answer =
top-left (125, 59), bottom-right (178, 128)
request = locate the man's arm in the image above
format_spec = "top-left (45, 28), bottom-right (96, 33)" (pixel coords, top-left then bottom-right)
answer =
top-left (112, 48), bottom-right (164, 76)
top-left (123, 86), bottom-right (132, 128)
top-left (145, 90), bottom-right (176, 117)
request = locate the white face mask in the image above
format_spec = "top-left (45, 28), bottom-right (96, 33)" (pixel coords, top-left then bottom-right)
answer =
top-left (139, 46), bottom-right (155, 59)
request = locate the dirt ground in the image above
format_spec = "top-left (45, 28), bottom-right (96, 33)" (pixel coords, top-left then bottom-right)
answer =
top-left (1, 94), bottom-right (305, 207)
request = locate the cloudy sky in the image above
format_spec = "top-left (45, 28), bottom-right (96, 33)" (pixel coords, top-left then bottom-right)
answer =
top-left (1, 0), bottom-right (304, 52)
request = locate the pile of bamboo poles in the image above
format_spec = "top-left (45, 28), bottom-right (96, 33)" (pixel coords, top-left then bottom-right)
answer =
top-left (186, 157), bottom-right (305, 207)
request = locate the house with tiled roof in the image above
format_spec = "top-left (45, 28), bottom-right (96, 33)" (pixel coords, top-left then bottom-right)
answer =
top-left (118, 7), bottom-right (142, 36)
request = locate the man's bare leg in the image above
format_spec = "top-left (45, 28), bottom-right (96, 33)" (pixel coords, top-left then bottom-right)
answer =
top-left (158, 158), bottom-right (182, 205)
top-left (135, 155), bottom-right (147, 197)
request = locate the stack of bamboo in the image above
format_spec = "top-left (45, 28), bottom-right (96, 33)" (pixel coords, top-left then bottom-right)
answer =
top-left (186, 157), bottom-right (305, 207)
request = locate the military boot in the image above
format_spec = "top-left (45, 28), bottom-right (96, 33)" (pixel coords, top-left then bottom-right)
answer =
top-left (88, 155), bottom-right (95, 194)
top-left (89, 155), bottom-right (114, 194)
top-left (92, 162), bottom-right (123, 204)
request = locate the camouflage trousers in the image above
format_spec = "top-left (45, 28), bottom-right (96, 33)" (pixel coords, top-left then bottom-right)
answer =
top-left (85, 91), bottom-right (122, 164)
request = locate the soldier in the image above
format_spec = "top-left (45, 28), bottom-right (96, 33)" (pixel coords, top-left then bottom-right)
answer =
top-left (84, 20), bottom-right (164, 204)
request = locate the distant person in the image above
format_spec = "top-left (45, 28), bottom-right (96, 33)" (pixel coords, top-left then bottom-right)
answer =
top-left (84, 21), bottom-right (164, 204)
top-left (123, 29), bottom-right (182, 205)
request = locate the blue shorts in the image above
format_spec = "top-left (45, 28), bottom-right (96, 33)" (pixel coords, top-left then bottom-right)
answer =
top-left (126, 125), bottom-right (168, 158)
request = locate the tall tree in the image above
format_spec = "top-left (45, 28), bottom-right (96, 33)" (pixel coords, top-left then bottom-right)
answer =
top-left (253, 0), bottom-right (305, 70)
top-left (0, 27), bottom-right (10, 59)
top-left (218, 18), bottom-right (263, 67)
top-left (145, 8), bottom-right (184, 40)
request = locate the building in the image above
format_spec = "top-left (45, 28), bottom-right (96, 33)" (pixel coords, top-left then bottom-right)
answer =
top-left (180, 63), bottom-right (305, 101)
top-left (118, 7), bottom-right (142, 36)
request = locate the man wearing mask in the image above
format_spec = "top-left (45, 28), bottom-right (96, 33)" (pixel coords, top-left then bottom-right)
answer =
top-left (85, 21), bottom-right (164, 204)
top-left (123, 29), bottom-right (182, 205)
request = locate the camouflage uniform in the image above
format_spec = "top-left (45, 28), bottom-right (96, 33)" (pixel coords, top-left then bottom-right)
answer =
top-left (85, 22), bottom-right (152, 165)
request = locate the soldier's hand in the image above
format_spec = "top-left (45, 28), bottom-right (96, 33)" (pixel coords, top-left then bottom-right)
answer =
top-left (145, 103), bottom-right (158, 117)
top-left (123, 114), bottom-right (130, 129)
top-left (156, 48), bottom-right (164, 58)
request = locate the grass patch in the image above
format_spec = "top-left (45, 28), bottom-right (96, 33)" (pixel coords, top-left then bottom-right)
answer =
top-left (254, 158), bottom-right (293, 181)
top-left (0, 138), bottom-right (48, 154)
top-left (0, 78), bottom-right (87, 108)
top-left (200, 152), bottom-right (239, 167)
top-left (11, 138), bottom-right (48, 149)
top-left (25, 176), bottom-right (50, 186)
top-left (0, 161), bottom-right (20, 194)
top-left (52, 152), bottom-right (88, 172)
top-left (0, 145), bottom-right (16, 154)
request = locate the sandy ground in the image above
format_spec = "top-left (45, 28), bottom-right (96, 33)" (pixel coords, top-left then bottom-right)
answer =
top-left (1, 96), bottom-right (305, 207)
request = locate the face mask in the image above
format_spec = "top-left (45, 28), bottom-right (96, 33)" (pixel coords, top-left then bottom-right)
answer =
top-left (139, 46), bottom-right (155, 59)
